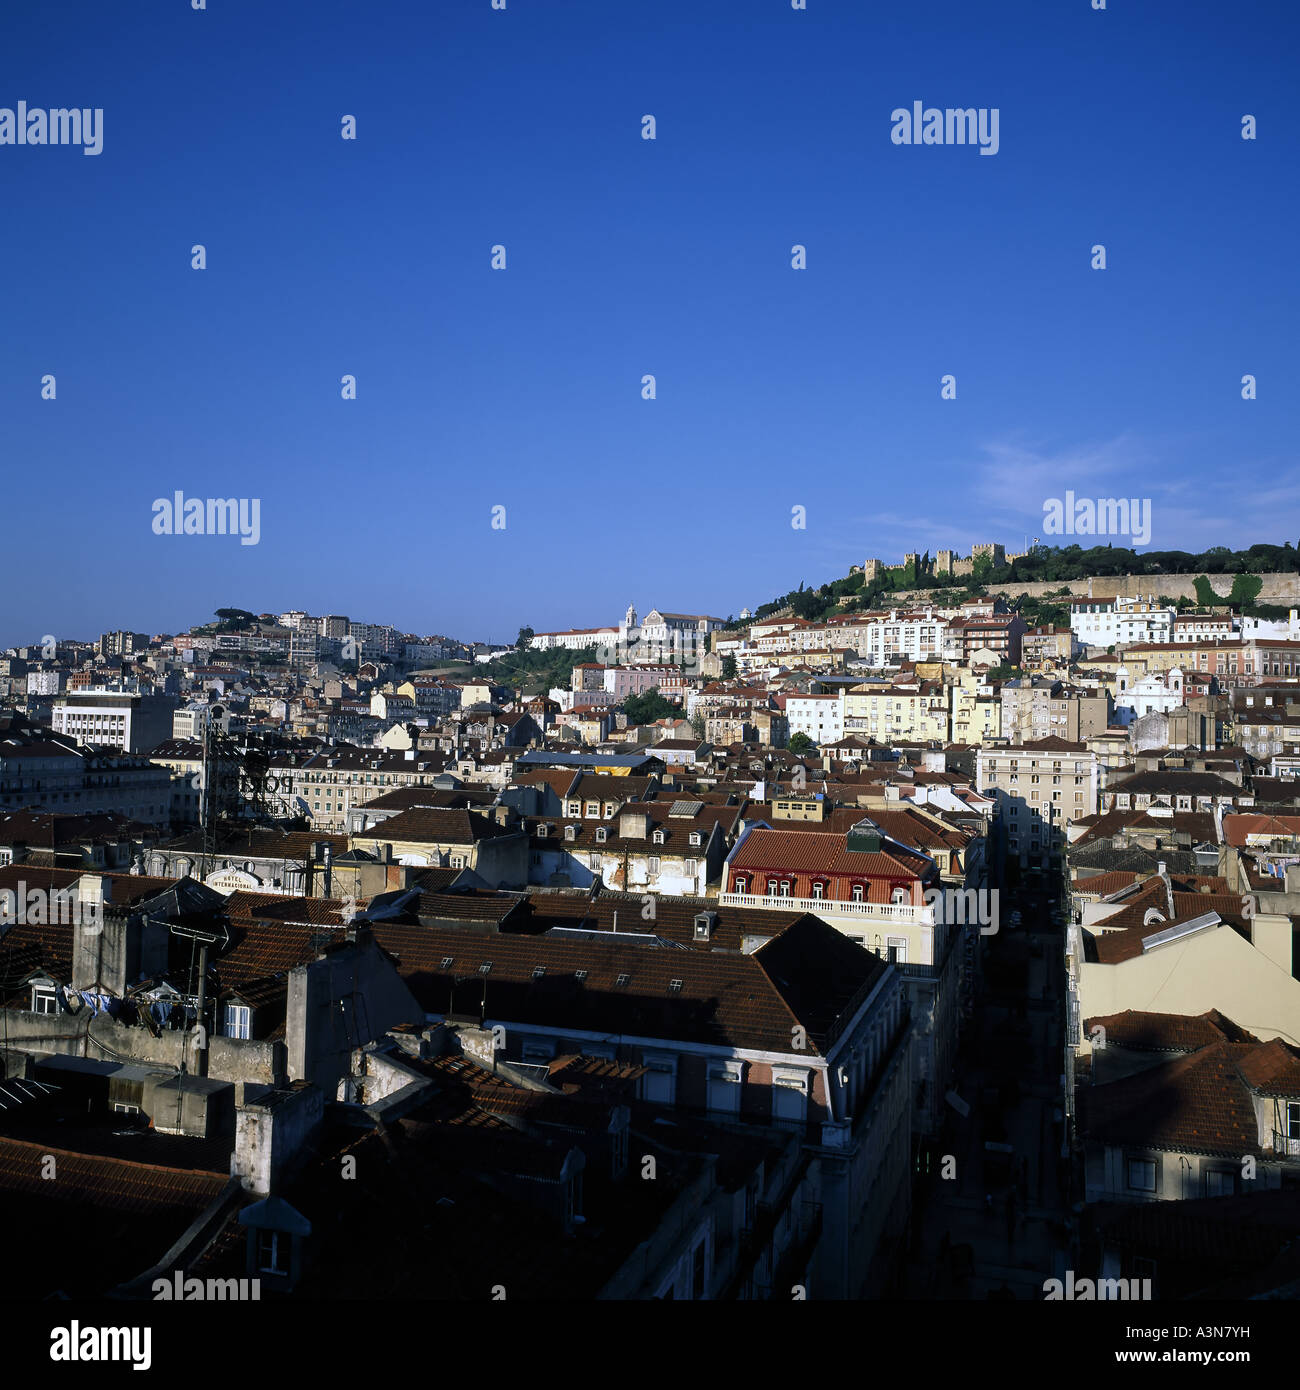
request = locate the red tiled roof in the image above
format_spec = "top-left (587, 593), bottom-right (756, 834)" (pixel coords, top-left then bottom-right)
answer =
top-left (728, 827), bottom-right (933, 886)
top-left (1083, 1009), bottom-right (1260, 1052)
top-left (371, 912), bottom-right (885, 1055)
top-left (1223, 814), bottom-right (1300, 847)
top-left (1079, 1042), bottom-right (1262, 1158)
top-left (0, 1137), bottom-right (229, 1213)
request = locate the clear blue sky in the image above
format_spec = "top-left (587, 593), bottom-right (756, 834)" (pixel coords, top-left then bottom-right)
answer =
top-left (2, 0), bottom-right (1297, 647)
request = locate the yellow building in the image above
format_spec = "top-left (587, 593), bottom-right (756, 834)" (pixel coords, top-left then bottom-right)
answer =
top-left (843, 681), bottom-right (948, 743)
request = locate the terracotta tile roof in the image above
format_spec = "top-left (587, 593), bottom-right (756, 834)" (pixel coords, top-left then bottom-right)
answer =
top-left (216, 918), bottom-right (332, 985)
top-left (1071, 808), bottom-right (1217, 846)
top-left (1224, 813), bottom-right (1300, 847)
top-left (1083, 1009), bottom-right (1260, 1052)
top-left (413, 891), bottom-right (526, 926)
top-left (1232, 1037), bottom-right (1300, 1096)
top-left (223, 892), bottom-right (361, 926)
top-left (1088, 904), bottom-right (1230, 965)
top-left (1078, 1042), bottom-right (1263, 1158)
top-left (1072, 870), bottom-right (1143, 897)
top-left (0, 811), bottom-right (152, 847)
top-left (728, 827), bottom-right (934, 886)
top-left (371, 912), bottom-right (884, 1055)
top-left (0, 1136), bottom-right (229, 1213)
top-left (518, 888), bottom-right (801, 951)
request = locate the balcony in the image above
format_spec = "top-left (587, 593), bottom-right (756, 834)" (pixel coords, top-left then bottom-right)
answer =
top-left (1273, 1131), bottom-right (1300, 1158)
top-left (719, 891), bottom-right (935, 924)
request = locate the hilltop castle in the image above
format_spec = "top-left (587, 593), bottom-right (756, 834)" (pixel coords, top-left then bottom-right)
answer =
top-left (863, 541), bottom-right (1037, 584)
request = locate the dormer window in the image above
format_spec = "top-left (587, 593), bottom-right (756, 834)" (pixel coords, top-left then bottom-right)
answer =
top-left (564, 825), bottom-right (577, 841)
top-left (595, 827), bottom-right (609, 843)
top-left (689, 831), bottom-right (702, 847)
top-left (537, 824), bottom-right (550, 839)
top-left (652, 829), bottom-right (666, 845)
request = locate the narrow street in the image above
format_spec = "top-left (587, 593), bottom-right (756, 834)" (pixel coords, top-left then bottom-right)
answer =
top-left (901, 869), bottom-right (1071, 1299)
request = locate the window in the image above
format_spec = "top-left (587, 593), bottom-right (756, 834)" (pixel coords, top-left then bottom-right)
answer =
top-left (811, 880), bottom-right (825, 899)
top-left (1205, 1169), bottom-right (1235, 1198)
top-left (478, 962), bottom-right (492, 975)
top-left (642, 1056), bottom-right (676, 1104)
top-left (30, 987), bottom-right (57, 1015)
top-left (772, 1069), bottom-right (808, 1123)
top-left (886, 936), bottom-right (908, 963)
top-left (224, 1004), bottom-right (251, 1039)
top-left (531, 966), bottom-right (546, 980)
top-left (574, 969), bottom-right (588, 981)
top-left (851, 883), bottom-right (865, 902)
top-left (1127, 1158), bottom-right (1157, 1193)
top-left (440, 955), bottom-right (454, 969)
top-left (258, 1230), bottom-right (289, 1275)
top-left (615, 973), bottom-right (630, 986)
top-left (707, 1061), bottom-right (742, 1114)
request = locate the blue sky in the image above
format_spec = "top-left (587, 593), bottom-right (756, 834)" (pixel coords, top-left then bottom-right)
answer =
top-left (2, 0), bottom-right (1297, 647)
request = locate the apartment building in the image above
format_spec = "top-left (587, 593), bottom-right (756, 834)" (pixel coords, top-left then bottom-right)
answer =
top-left (843, 681), bottom-right (948, 743)
top-left (1069, 596), bottom-right (1175, 649)
top-left (1000, 679), bottom-right (1110, 743)
top-left (949, 675), bottom-right (1002, 745)
top-left (1171, 611), bottom-right (1235, 643)
top-left (977, 738), bottom-right (1100, 870)
top-left (784, 693), bottom-right (844, 745)
top-left (954, 614), bottom-right (1027, 666)
top-left (1020, 625), bottom-right (1079, 670)
top-left (849, 610), bottom-right (954, 668)
top-left (267, 746), bottom-right (452, 832)
top-left (51, 691), bottom-right (177, 754)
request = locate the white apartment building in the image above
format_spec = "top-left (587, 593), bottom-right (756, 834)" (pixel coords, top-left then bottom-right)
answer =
top-left (1241, 610), bottom-right (1300, 642)
top-left (784, 693), bottom-right (844, 745)
top-left (1069, 596), bottom-right (1175, 649)
top-left (51, 691), bottom-right (176, 754)
top-left (1171, 612), bottom-right (1236, 643)
top-left (854, 610), bottom-right (954, 668)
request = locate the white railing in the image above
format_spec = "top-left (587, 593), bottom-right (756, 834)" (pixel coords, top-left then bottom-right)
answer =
top-left (718, 892), bottom-right (935, 924)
